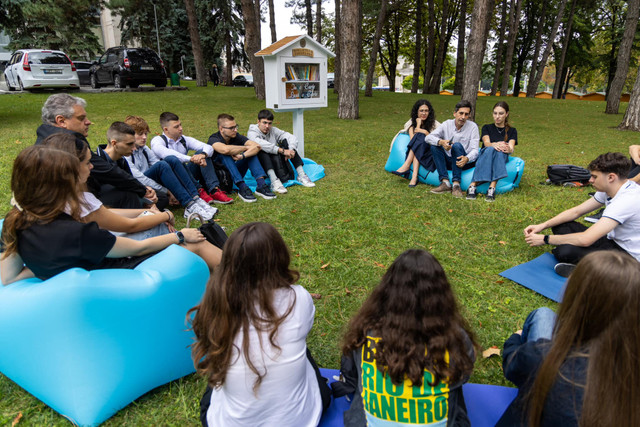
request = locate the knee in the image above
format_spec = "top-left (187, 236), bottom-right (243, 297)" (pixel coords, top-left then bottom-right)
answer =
top-left (164, 155), bottom-right (181, 166)
top-left (157, 161), bottom-right (171, 172)
top-left (451, 142), bottom-right (465, 154)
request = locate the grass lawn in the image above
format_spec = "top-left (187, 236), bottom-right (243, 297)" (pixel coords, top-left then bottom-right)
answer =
top-left (0, 83), bottom-right (636, 425)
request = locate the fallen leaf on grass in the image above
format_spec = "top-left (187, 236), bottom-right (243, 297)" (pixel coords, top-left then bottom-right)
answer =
top-left (482, 346), bottom-right (501, 359)
top-left (321, 262), bottom-right (330, 269)
top-left (325, 225), bottom-right (334, 229)
top-left (448, 209), bottom-right (453, 213)
top-left (374, 262), bottom-right (385, 268)
top-left (291, 209), bottom-right (298, 213)
top-left (345, 287), bottom-right (352, 295)
top-left (12, 412), bottom-right (22, 426)
top-left (295, 253), bottom-right (300, 257)
top-left (496, 280), bottom-right (504, 284)
top-left (564, 141), bottom-right (571, 144)
top-left (498, 241), bottom-right (507, 245)
top-left (310, 293), bottom-right (322, 300)
top-left (15, 140), bottom-right (22, 145)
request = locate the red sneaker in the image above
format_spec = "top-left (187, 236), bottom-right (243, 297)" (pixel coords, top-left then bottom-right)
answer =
top-left (198, 188), bottom-right (214, 204)
top-left (210, 188), bottom-right (233, 204)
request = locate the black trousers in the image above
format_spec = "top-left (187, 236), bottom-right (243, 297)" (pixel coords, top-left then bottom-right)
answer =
top-left (257, 150), bottom-right (304, 171)
top-left (199, 348), bottom-right (332, 426)
top-left (98, 185), bottom-right (143, 209)
top-left (551, 220), bottom-right (626, 264)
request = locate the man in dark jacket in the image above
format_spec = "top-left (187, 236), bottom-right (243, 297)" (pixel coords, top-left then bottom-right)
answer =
top-left (35, 94), bottom-right (146, 208)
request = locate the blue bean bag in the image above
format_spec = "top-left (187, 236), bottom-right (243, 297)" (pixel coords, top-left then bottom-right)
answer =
top-left (0, 241), bottom-right (209, 426)
top-left (385, 133), bottom-right (525, 194)
top-left (243, 157), bottom-right (325, 190)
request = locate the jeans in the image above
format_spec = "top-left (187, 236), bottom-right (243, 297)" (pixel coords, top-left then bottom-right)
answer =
top-left (471, 147), bottom-right (509, 183)
top-left (521, 307), bottom-right (556, 342)
top-left (431, 142), bottom-right (475, 183)
top-left (143, 155), bottom-right (199, 206)
top-left (186, 150), bottom-right (220, 193)
top-left (551, 221), bottom-right (627, 264)
top-left (215, 153), bottom-right (267, 184)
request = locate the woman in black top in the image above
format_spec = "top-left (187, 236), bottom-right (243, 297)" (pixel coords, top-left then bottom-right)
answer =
top-left (1, 145), bottom-right (221, 284)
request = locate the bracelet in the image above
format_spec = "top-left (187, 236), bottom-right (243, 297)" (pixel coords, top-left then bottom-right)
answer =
top-left (544, 235), bottom-right (550, 245)
top-left (166, 211), bottom-right (172, 222)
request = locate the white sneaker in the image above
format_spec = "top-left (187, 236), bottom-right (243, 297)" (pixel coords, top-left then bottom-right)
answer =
top-left (270, 178), bottom-right (288, 194)
top-left (298, 173), bottom-right (315, 187)
top-left (197, 198), bottom-right (218, 218)
top-left (184, 200), bottom-right (215, 221)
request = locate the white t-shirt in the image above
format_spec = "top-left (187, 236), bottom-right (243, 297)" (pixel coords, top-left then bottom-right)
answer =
top-left (68, 192), bottom-right (102, 218)
top-left (594, 180), bottom-right (640, 261)
top-left (206, 284), bottom-right (322, 427)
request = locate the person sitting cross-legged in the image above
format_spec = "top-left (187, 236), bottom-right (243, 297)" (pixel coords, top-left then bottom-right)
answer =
top-left (246, 109), bottom-right (315, 194)
top-left (149, 112), bottom-right (233, 205)
top-left (207, 113), bottom-right (276, 203)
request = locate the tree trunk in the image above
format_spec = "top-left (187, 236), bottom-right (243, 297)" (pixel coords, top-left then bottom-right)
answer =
top-left (380, 10), bottom-right (400, 93)
top-left (423, 0), bottom-right (436, 93)
top-left (490, 0), bottom-right (508, 96)
top-left (500, 0), bottom-right (521, 96)
top-left (316, 0), bottom-right (322, 42)
top-left (240, 0), bottom-right (265, 99)
top-left (552, 0), bottom-right (576, 99)
top-left (453, 0), bottom-right (467, 95)
top-left (334, 0), bottom-right (341, 94)
top-left (305, 0), bottom-right (314, 36)
top-left (338, 0), bottom-right (361, 119)
top-left (527, 0), bottom-right (568, 98)
top-left (365, 0), bottom-right (388, 97)
top-left (412, 0), bottom-right (424, 93)
top-left (619, 63), bottom-right (640, 131)
top-left (526, 1), bottom-right (548, 97)
top-left (183, 0), bottom-right (207, 87)
top-left (563, 67), bottom-right (573, 97)
top-left (225, 30), bottom-right (232, 86)
top-left (268, 0), bottom-right (277, 43)
top-left (428, 0), bottom-right (450, 93)
top-left (606, 0), bottom-right (640, 114)
top-left (462, 0), bottom-right (493, 120)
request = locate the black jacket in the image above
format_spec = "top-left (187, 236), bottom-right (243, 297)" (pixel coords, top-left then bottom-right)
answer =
top-left (35, 124), bottom-right (146, 197)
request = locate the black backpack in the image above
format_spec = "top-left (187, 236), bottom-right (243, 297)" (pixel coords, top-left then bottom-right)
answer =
top-left (546, 164), bottom-right (591, 185)
top-left (272, 139), bottom-right (295, 182)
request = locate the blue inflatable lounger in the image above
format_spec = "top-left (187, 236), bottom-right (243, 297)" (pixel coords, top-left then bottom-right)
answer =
top-left (0, 242), bottom-right (209, 426)
top-left (385, 132), bottom-right (525, 194)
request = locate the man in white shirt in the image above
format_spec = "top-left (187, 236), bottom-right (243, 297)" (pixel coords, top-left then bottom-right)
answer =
top-left (524, 152), bottom-right (640, 277)
top-left (425, 100), bottom-right (479, 198)
top-left (150, 112), bottom-right (233, 204)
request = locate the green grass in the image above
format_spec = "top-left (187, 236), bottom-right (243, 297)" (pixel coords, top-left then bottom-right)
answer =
top-left (0, 83), bottom-right (636, 425)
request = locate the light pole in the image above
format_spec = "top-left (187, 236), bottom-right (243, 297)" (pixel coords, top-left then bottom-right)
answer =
top-left (152, 3), bottom-right (161, 58)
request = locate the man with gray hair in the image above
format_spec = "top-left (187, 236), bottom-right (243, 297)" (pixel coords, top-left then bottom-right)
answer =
top-left (35, 94), bottom-right (146, 208)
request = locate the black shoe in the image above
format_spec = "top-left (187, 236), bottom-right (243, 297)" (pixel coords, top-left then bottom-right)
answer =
top-left (392, 170), bottom-right (410, 179)
top-left (585, 208), bottom-right (604, 224)
top-left (238, 186), bottom-right (257, 203)
top-left (554, 262), bottom-right (576, 278)
top-left (256, 184), bottom-right (277, 200)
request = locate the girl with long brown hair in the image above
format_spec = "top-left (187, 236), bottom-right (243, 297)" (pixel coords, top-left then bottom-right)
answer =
top-left (190, 222), bottom-right (331, 427)
top-left (497, 250), bottom-right (640, 426)
top-left (1, 145), bottom-right (221, 285)
top-left (335, 249), bottom-right (477, 426)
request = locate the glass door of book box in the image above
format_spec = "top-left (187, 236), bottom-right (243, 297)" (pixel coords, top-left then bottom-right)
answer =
top-left (279, 58), bottom-right (326, 107)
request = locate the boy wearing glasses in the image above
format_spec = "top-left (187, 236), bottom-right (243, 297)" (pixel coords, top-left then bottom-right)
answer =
top-left (207, 113), bottom-right (276, 203)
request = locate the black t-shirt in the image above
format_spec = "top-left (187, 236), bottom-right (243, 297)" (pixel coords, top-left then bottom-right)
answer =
top-left (17, 214), bottom-right (117, 280)
top-left (481, 124), bottom-right (518, 147)
top-left (207, 131), bottom-right (249, 147)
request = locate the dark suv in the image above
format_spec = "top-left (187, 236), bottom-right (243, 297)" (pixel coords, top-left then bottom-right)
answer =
top-left (90, 47), bottom-right (167, 88)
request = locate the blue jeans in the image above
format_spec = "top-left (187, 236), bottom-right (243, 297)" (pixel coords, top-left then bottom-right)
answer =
top-left (431, 142), bottom-right (474, 183)
top-left (216, 153), bottom-right (266, 184)
top-left (185, 150), bottom-right (220, 193)
top-left (143, 156), bottom-right (199, 206)
top-left (471, 147), bottom-right (509, 183)
top-left (521, 307), bottom-right (556, 342)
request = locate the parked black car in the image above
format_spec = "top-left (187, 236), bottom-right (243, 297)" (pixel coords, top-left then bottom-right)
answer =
top-left (232, 74), bottom-right (254, 87)
top-left (74, 61), bottom-right (92, 86)
top-left (90, 47), bottom-right (167, 88)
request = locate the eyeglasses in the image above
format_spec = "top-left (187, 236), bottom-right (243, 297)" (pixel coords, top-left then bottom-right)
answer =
top-left (222, 125), bottom-right (239, 130)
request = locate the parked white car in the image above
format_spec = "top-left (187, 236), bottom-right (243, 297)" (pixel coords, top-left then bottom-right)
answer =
top-left (4, 49), bottom-right (79, 91)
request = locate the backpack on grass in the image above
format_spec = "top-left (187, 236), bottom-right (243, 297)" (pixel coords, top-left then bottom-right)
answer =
top-left (546, 164), bottom-right (591, 186)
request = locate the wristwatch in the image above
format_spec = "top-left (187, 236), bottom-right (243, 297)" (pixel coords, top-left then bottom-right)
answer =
top-left (544, 235), bottom-right (550, 245)
top-left (175, 231), bottom-right (185, 244)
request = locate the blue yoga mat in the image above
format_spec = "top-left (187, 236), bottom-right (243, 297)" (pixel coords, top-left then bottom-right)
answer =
top-left (499, 253), bottom-right (567, 302)
top-left (317, 368), bottom-right (517, 427)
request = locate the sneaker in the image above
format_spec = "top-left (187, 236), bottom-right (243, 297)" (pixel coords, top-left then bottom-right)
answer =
top-left (238, 186), bottom-right (257, 203)
top-left (451, 184), bottom-right (463, 198)
top-left (184, 200), bottom-right (215, 221)
top-left (585, 208), bottom-right (604, 224)
top-left (554, 262), bottom-right (576, 278)
top-left (198, 188), bottom-right (214, 204)
top-left (256, 184), bottom-right (277, 200)
top-left (485, 187), bottom-right (496, 202)
top-left (430, 181), bottom-right (452, 194)
top-left (298, 173), bottom-right (316, 188)
top-left (196, 198), bottom-right (218, 218)
top-left (271, 178), bottom-right (288, 194)
top-left (210, 188), bottom-right (233, 204)
top-left (466, 186), bottom-right (477, 200)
